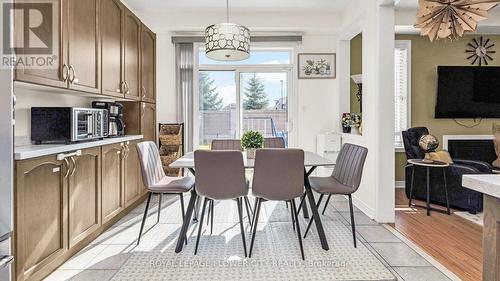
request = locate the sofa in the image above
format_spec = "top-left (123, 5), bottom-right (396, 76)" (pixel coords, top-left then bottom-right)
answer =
top-left (402, 127), bottom-right (491, 213)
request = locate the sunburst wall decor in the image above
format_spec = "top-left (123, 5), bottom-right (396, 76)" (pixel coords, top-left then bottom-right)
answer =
top-left (466, 36), bottom-right (496, 66)
top-left (415, 0), bottom-right (500, 42)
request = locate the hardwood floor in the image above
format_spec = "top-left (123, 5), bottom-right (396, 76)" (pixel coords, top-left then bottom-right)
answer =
top-left (389, 189), bottom-right (483, 281)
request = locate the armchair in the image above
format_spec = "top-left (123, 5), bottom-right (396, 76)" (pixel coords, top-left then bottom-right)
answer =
top-left (402, 127), bottom-right (491, 213)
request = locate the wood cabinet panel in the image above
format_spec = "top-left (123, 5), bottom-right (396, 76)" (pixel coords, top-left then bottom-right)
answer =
top-left (141, 26), bottom-right (155, 103)
top-left (101, 143), bottom-right (124, 223)
top-left (15, 155), bottom-right (68, 281)
top-left (68, 147), bottom-right (101, 248)
top-left (66, 0), bottom-right (100, 93)
top-left (124, 10), bottom-right (141, 100)
top-left (14, 0), bottom-right (67, 88)
top-left (140, 102), bottom-right (156, 142)
top-left (101, 0), bottom-right (124, 97)
top-left (124, 140), bottom-right (143, 206)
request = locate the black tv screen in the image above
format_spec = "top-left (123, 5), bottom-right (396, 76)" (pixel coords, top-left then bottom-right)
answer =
top-left (435, 66), bottom-right (500, 118)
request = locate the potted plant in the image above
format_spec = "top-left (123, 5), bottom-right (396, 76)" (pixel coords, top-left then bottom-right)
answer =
top-left (241, 130), bottom-right (264, 159)
top-left (303, 60), bottom-right (314, 75)
top-left (341, 113), bottom-right (352, 133)
top-left (351, 114), bottom-right (362, 135)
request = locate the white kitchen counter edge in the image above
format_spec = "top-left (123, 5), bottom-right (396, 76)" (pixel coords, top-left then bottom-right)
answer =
top-left (462, 175), bottom-right (500, 199)
top-left (14, 135), bottom-right (144, 160)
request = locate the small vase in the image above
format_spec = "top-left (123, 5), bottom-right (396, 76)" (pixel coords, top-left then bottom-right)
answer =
top-left (246, 148), bottom-right (256, 159)
top-left (342, 126), bottom-right (351, 134)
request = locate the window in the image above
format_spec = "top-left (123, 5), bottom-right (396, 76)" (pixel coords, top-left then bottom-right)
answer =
top-left (394, 40), bottom-right (411, 148)
top-left (195, 47), bottom-right (294, 149)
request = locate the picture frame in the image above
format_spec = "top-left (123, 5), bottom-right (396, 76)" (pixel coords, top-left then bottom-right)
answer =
top-left (297, 53), bottom-right (336, 79)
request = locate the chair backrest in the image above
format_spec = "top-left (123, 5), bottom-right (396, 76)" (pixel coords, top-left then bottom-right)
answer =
top-left (136, 141), bottom-right (166, 189)
top-left (194, 150), bottom-right (247, 200)
top-left (252, 149), bottom-right (304, 201)
top-left (211, 139), bottom-right (243, 151)
top-left (331, 143), bottom-right (368, 192)
top-left (402, 127), bottom-right (429, 159)
top-left (264, 137), bottom-right (286, 148)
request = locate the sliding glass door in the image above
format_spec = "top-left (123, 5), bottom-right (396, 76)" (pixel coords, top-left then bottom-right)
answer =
top-left (195, 69), bottom-right (291, 149)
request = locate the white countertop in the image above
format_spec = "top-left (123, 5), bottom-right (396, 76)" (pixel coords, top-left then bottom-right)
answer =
top-left (463, 175), bottom-right (500, 199)
top-left (14, 135), bottom-right (143, 160)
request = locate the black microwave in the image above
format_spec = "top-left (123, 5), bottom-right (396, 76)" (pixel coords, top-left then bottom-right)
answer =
top-left (31, 107), bottom-right (108, 144)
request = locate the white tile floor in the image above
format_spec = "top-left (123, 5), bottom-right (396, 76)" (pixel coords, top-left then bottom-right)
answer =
top-left (45, 194), bottom-right (454, 281)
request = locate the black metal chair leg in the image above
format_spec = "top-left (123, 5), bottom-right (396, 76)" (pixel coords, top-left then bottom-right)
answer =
top-left (290, 200), bottom-right (296, 230)
top-left (236, 198), bottom-right (248, 257)
top-left (179, 193), bottom-right (187, 245)
top-left (286, 201), bottom-right (289, 208)
top-left (409, 165), bottom-right (415, 207)
top-left (137, 192), bottom-right (152, 245)
top-left (295, 192), bottom-right (307, 216)
top-left (322, 194), bottom-right (332, 215)
top-left (291, 198), bottom-right (305, 260)
top-left (303, 194), bottom-right (324, 238)
top-left (348, 194), bottom-right (357, 248)
top-left (244, 196), bottom-right (253, 228)
top-left (249, 198), bottom-right (262, 258)
top-left (194, 198), bottom-right (209, 255)
top-left (210, 200), bottom-right (214, 235)
top-left (157, 193), bottom-right (162, 223)
top-left (443, 169), bottom-right (451, 215)
top-left (207, 199), bottom-right (211, 226)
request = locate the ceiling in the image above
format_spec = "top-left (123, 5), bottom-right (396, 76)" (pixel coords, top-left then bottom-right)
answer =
top-left (124, 0), bottom-right (352, 12)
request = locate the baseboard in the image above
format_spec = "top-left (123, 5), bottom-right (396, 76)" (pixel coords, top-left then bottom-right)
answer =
top-left (351, 195), bottom-right (375, 219)
top-left (395, 180), bottom-right (405, 189)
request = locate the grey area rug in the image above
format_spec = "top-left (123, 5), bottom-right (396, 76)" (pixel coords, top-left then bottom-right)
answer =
top-left (111, 200), bottom-right (396, 281)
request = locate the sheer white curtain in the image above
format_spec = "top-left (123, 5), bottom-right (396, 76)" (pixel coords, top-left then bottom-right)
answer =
top-left (175, 43), bottom-right (194, 152)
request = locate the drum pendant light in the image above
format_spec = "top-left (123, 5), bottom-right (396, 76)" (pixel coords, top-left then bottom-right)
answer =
top-left (205, 0), bottom-right (250, 61)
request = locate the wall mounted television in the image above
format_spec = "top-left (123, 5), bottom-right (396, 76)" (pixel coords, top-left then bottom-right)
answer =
top-left (435, 66), bottom-right (500, 118)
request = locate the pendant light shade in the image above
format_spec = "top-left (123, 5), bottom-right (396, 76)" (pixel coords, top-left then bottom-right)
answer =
top-left (205, 0), bottom-right (250, 61)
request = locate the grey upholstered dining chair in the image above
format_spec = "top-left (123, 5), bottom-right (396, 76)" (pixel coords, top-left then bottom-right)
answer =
top-left (136, 141), bottom-right (195, 246)
top-left (193, 150), bottom-right (250, 256)
top-left (210, 139), bottom-right (253, 227)
top-left (249, 149), bottom-right (306, 260)
top-left (211, 139), bottom-right (243, 151)
top-left (264, 137), bottom-right (286, 148)
top-left (303, 143), bottom-right (368, 248)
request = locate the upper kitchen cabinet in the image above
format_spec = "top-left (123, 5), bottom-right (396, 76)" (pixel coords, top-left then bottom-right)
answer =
top-left (101, 0), bottom-right (124, 98)
top-left (14, 0), bottom-right (67, 88)
top-left (65, 0), bottom-right (101, 93)
top-left (141, 25), bottom-right (156, 103)
top-left (124, 9), bottom-right (141, 101)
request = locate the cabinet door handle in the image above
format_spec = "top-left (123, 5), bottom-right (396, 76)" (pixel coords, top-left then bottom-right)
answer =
top-left (69, 156), bottom-right (77, 177)
top-left (142, 86), bottom-right (146, 98)
top-left (63, 158), bottom-right (70, 178)
top-left (124, 82), bottom-right (130, 94)
top-left (72, 66), bottom-right (79, 84)
top-left (62, 64), bottom-right (69, 82)
top-left (68, 65), bottom-right (74, 83)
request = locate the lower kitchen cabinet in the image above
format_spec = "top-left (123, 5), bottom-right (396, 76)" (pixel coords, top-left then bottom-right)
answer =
top-left (14, 154), bottom-right (69, 281)
top-left (124, 140), bottom-right (145, 207)
top-left (101, 142), bottom-right (125, 224)
top-left (67, 147), bottom-right (101, 248)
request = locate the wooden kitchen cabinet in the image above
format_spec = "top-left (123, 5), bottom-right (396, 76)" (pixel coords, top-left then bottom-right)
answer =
top-left (141, 25), bottom-right (156, 103)
top-left (124, 9), bottom-right (141, 100)
top-left (124, 140), bottom-right (145, 207)
top-left (101, 142), bottom-right (125, 224)
top-left (65, 0), bottom-right (101, 93)
top-left (14, 155), bottom-right (69, 281)
top-left (141, 102), bottom-right (156, 142)
top-left (67, 147), bottom-right (101, 248)
top-left (14, 0), bottom-right (67, 88)
top-left (101, 0), bottom-right (124, 98)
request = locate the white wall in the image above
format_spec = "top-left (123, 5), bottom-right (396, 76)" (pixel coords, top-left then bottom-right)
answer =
top-left (154, 33), bottom-right (338, 153)
top-left (337, 0), bottom-right (395, 223)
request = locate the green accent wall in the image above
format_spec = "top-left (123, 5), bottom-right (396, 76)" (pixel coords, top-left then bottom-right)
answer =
top-left (395, 34), bottom-right (500, 181)
top-left (350, 33), bottom-right (362, 114)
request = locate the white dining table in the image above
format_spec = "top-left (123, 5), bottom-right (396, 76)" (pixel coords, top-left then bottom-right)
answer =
top-left (170, 150), bottom-right (335, 253)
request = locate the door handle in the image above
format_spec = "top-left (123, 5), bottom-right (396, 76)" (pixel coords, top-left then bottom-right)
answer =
top-left (69, 156), bottom-right (77, 177)
top-left (62, 64), bottom-right (69, 82)
top-left (142, 86), bottom-right (146, 98)
top-left (0, 255), bottom-right (14, 269)
top-left (69, 65), bottom-right (78, 84)
top-left (63, 157), bottom-right (70, 178)
top-left (124, 82), bottom-right (130, 94)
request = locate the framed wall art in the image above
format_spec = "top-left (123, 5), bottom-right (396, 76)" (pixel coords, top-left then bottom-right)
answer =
top-left (298, 53), bottom-right (336, 79)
